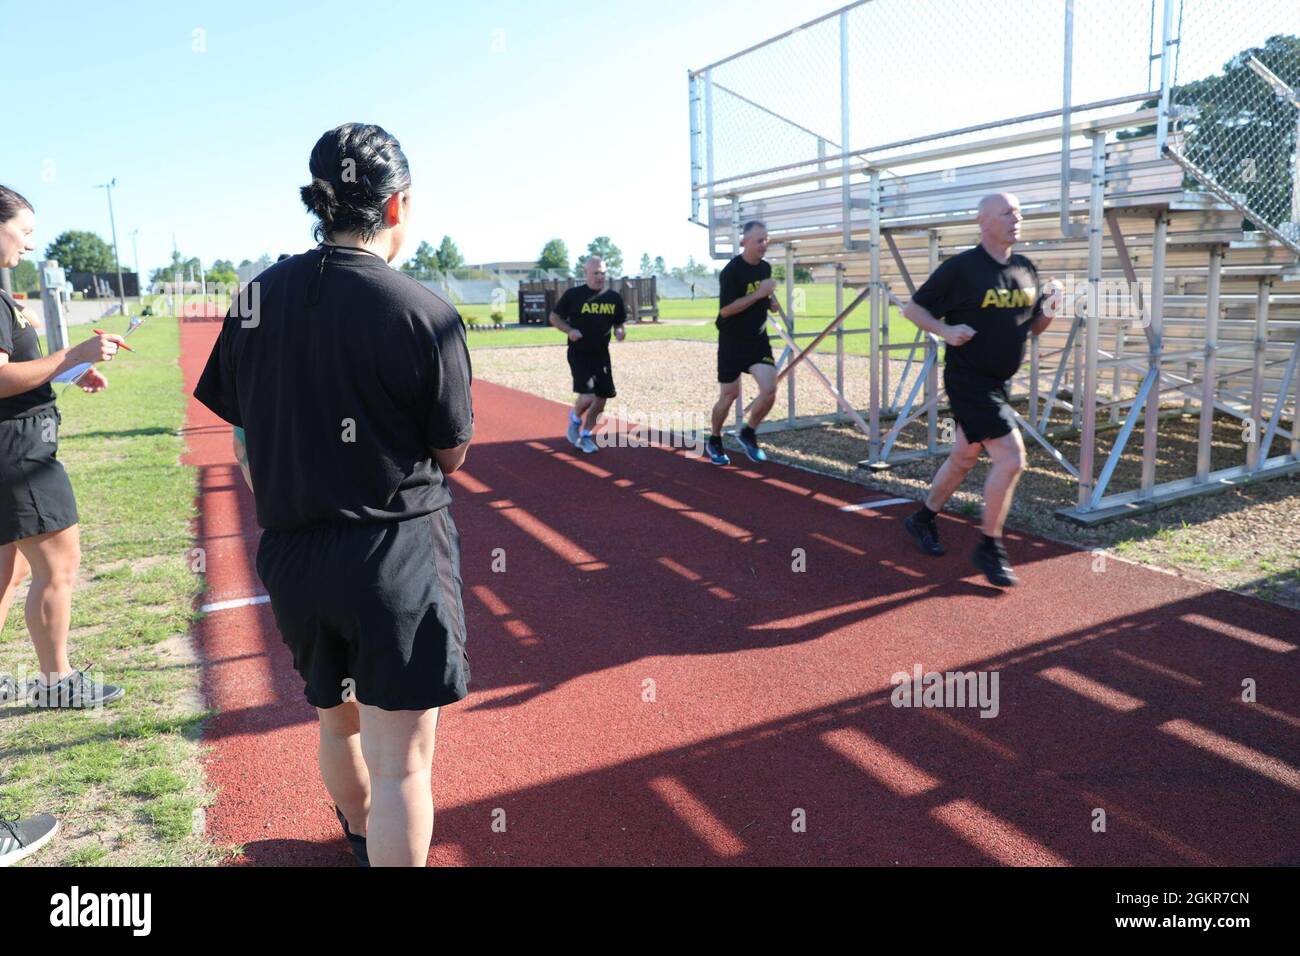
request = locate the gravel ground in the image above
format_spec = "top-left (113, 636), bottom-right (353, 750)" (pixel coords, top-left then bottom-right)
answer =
top-left (473, 339), bottom-right (1300, 610)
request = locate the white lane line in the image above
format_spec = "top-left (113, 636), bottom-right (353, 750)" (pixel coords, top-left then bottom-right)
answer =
top-left (199, 594), bottom-right (271, 613)
top-left (839, 497), bottom-right (914, 512)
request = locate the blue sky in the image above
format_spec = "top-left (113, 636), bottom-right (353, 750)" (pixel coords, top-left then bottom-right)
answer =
top-left (3, 0), bottom-right (822, 276)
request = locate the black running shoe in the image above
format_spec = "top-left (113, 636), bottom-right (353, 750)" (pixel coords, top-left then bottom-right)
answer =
top-left (736, 426), bottom-right (767, 463)
top-left (903, 512), bottom-right (945, 556)
top-left (27, 667), bottom-right (125, 709)
top-left (335, 805), bottom-right (369, 867)
top-left (972, 538), bottom-right (1018, 587)
top-left (0, 813), bottom-right (59, 867)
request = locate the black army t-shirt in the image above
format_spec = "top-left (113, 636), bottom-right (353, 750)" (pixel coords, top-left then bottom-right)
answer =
top-left (715, 255), bottom-right (772, 338)
top-left (193, 246), bottom-right (474, 532)
top-left (0, 289), bottom-right (56, 420)
top-left (910, 244), bottom-right (1044, 383)
top-left (553, 285), bottom-right (626, 353)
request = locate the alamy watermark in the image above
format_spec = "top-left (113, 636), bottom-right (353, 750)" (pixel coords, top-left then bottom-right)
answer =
top-left (0, 666), bottom-right (115, 710)
top-left (145, 280), bottom-right (261, 328)
top-left (591, 406), bottom-right (707, 457)
top-left (890, 663), bottom-right (1000, 718)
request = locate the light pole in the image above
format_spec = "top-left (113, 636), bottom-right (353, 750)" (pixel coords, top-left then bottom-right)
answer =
top-left (131, 228), bottom-right (140, 286)
top-left (94, 178), bottom-right (127, 316)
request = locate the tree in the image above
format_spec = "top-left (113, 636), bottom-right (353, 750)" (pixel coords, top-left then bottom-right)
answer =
top-left (772, 264), bottom-right (814, 283)
top-left (1120, 34), bottom-right (1300, 233)
top-left (653, 256), bottom-right (666, 275)
top-left (685, 255), bottom-right (710, 277)
top-left (536, 238), bottom-right (569, 273)
top-left (639, 253), bottom-right (653, 276)
top-left (44, 231), bottom-right (116, 273)
top-left (208, 259), bottom-right (238, 287)
top-left (435, 235), bottom-right (463, 273)
top-left (149, 251), bottom-right (201, 286)
top-left (582, 236), bottom-right (623, 277)
top-left (12, 260), bottom-right (39, 294)
top-left (401, 240), bottom-right (439, 279)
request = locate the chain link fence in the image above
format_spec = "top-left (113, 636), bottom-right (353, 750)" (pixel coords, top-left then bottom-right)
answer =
top-left (693, 1), bottom-right (1156, 189)
top-left (692, 0), bottom-right (1299, 244)
top-left (1168, 0), bottom-right (1300, 246)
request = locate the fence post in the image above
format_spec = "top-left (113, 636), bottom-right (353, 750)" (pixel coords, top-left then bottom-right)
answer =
top-left (1156, 0), bottom-right (1177, 153)
top-left (868, 168), bottom-right (882, 462)
top-left (835, 263), bottom-right (845, 424)
top-left (1078, 132), bottom-right (1105, 507)
top-left (1059, 0), bottom-right (1086, 238)
top-left (688, 71), bottom-right (701, 223)
top-left (705, 67), bottom-right (717, 260)
top-left (1196, 246), bottom-right (1223, 482)
top-left (39, 260), bottom-right (69, 353)
top-left (1248, 279), bottom-right (1270, 471)
top-left (1141, 210), bottom-right (1168, 496)
top-left (786, 243), bottom-right (796, 425)
top-left (840, 8), bottom-right (852, 251)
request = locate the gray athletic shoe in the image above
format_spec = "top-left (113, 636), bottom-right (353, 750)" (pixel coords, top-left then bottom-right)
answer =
top-left (0, 813), bottom-right (59, 867)
top-left (27, 667), bottom-right (125, 709)
top-left (577, 434), bottom-right (599, 454)
top-left (566, 418), bottom-right (581, 446)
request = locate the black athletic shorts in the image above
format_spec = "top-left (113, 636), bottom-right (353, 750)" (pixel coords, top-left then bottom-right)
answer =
top-left (944, 367), bottom-right (1017, 444)
top-left (256, 509), bottom-right (469, 711)
top-left (0, 410), bottom-right (79, 546)
top-left (568, 347), bottom-right (616, 398)
top-left (717, 332), bottom-right (774, 384)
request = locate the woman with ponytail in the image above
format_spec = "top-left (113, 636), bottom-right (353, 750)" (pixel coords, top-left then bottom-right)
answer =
top-left (194, 124), bottom-right (474, 867)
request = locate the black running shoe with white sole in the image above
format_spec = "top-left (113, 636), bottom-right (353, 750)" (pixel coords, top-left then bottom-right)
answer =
top-left (0, 813), bottom-right (59, 867)
top-left (972, 538), bottom-right (1018, 587)
top-left (903, 512), bottom-right (945, 556)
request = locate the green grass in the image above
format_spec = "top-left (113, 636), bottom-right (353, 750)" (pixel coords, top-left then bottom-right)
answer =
top-left (459, 284), bottom-right (919, 355)
top-left (0, 314), bottom-right (219, 866)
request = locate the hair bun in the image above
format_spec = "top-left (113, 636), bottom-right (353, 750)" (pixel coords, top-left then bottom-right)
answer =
top-left (301, 123), bottom-right (411, 242)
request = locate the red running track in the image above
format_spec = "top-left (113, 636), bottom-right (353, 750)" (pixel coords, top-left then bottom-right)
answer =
top-left (180, 320), bottom-right (1300, 866)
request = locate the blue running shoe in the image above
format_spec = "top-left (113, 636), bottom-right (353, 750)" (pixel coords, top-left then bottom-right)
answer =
top-left (736, 426), bottom-right (767, 463)
top-left (705, 435), bottom-right (730, 466)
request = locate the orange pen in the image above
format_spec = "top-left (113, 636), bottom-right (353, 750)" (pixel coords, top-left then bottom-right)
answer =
top-left (93, 328), bottom-right (135, 352)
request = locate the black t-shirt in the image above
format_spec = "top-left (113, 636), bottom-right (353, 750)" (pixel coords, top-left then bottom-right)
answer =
top-left (910, 244), bottom-right (1044, 383)
top-left (553, 285), bottom-right (626, 353)
top-left (715, 255), bottom-right (772, 338)
top-left (193, 246), bottom-right (475, 532)
top-left (0, 289), bottom-right (56, 420)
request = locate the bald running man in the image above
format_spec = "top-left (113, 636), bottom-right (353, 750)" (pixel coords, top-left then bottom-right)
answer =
top-left (901, 193), bottom-right (1061, 587)
top-left (549, 256), bottom-right (627, 453)
top-left (707, 220), bottom-right (780, 465)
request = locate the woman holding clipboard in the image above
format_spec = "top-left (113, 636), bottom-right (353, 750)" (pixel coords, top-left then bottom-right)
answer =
top-left (0, 184), bottom-right (128, 709)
